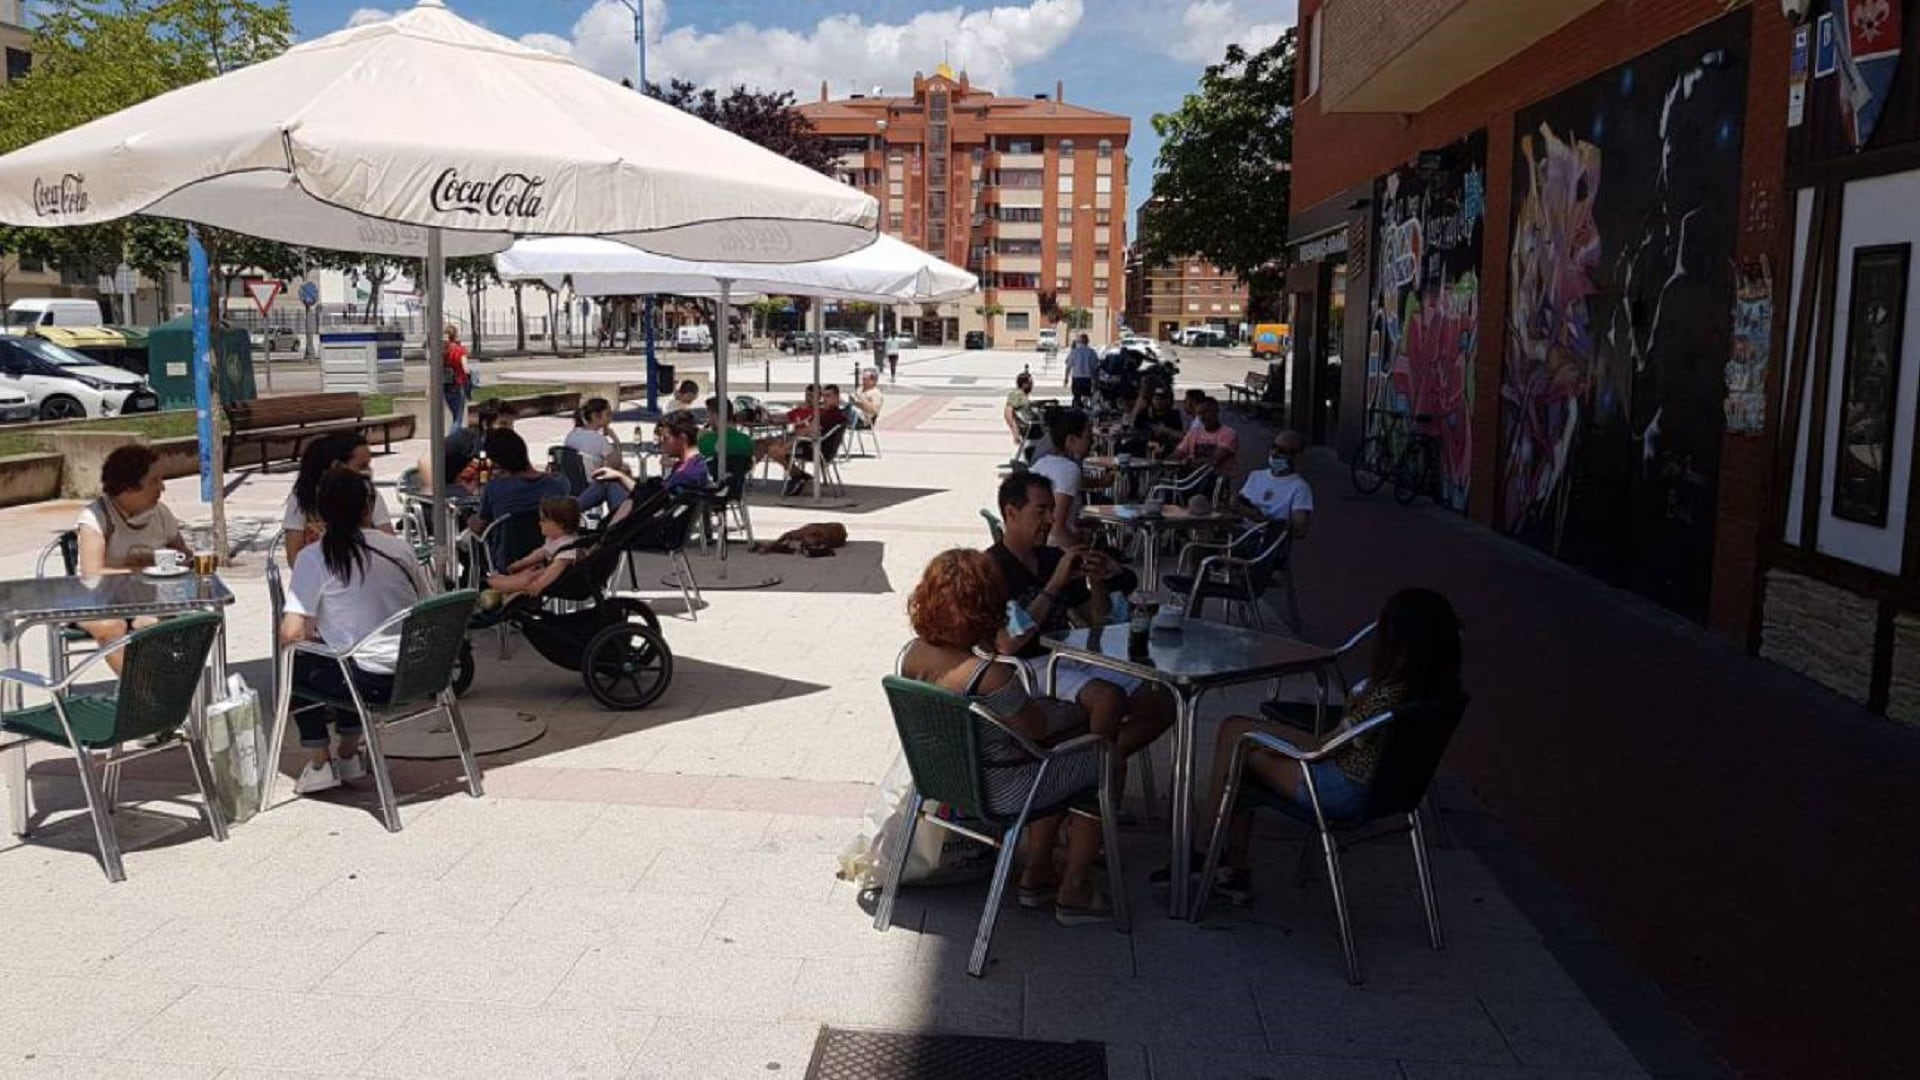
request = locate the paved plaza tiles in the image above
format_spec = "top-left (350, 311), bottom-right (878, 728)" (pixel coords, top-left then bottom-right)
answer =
top-left (0, 349), bottom-right (1662, 1079)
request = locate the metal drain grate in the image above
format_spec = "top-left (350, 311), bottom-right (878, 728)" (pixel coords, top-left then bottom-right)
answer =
top-left (805, 1028), bottom-right (1107, 1080)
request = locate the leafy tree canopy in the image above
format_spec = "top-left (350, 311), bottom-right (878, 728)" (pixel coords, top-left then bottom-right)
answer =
top-left (645, 78), bottom-right (835, 174)
top-left (1141, 32), bottom-right (1295, 312)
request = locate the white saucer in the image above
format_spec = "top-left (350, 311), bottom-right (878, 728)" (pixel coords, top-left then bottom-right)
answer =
top-left (143, 565), bottom-right (191, 578)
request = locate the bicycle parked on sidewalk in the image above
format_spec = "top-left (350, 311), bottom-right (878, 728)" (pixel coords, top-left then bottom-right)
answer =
top-left (1351, 408), bottom-right (1443, 506)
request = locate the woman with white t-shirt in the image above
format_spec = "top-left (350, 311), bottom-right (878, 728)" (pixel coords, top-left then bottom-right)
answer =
top-left (74, 444), bottom-right (191, 673)
top-left (565, 397), bottom-right (628, 513)
top-left (1029, 408), bottom-right (1095, 549)
top-left (280, 468), bottom-right (428, 795)
top-left (283, 432), bottom-right (394, 565)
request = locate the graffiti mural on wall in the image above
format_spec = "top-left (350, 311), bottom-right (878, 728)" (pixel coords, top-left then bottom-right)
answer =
top-left (1368, 131), bottom-right (1487, 512)
top-left (1503, 9), bottom-right (1749, 619)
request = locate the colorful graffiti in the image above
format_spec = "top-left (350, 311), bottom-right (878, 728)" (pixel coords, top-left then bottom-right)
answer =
top-left (1502, 10), bottom-right (1749, 619)
top-left (1369, 131), bottom-right (1487, 512)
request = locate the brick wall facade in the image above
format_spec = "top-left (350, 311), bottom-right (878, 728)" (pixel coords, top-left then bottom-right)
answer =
top-left (1293, 0), bottom-right (1792, 645)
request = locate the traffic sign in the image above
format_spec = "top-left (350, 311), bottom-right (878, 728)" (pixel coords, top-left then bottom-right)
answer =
top-left (246, 279), bottom-right (284, 317)
top-left (298, 281), bottom-right (319, 307)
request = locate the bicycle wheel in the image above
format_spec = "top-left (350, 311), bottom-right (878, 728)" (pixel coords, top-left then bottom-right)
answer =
top-left (1351, 436), bottom-right (1390, 495)
top-left (1393, 439), bottom-right (1431, 505)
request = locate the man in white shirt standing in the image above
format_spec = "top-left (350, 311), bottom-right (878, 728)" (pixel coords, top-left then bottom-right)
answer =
top-left (1236, 429), bottom-right (1313, 539)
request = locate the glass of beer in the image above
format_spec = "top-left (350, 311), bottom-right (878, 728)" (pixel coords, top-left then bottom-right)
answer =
top-left (192, 551), bottom-right (218, 576)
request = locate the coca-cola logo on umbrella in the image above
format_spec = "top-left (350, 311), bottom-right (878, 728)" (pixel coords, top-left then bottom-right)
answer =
top-left (31, 173), bottom-right (89, 217)
top-left (429, 168), bottom-right (547, 219)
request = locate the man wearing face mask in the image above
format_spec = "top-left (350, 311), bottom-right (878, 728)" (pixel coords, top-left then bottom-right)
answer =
top-left (1236, 429), bottom-right (1313, 539)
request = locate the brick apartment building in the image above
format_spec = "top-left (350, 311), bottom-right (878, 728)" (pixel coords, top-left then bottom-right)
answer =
top-left (1288, 1), bottom-right (1920, 698)
top-left (1124, 198), bottom-right (1252, 340)
top-left (796, 65), bottom-right (1130, 347)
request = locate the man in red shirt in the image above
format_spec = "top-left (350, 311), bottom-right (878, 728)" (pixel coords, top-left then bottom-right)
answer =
top-left (1174, 396), bottom-right (1240, 478)
top-left (441, 324), bottom-right (471, 427)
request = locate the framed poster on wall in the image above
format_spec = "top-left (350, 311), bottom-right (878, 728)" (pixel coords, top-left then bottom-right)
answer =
top-left (1833, 243), bottom-right (1911, 527)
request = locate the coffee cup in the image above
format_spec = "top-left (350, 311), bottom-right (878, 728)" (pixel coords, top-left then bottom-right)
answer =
top-left (152, 549), bottom-right (185, 573)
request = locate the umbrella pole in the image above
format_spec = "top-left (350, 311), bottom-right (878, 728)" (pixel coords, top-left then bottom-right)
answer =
top-left (426, 229), bottom-right (451, 586)
top-left (811, 301), bottom-right (823, 503)
top-left (714, 278), bottom-right (733, 582)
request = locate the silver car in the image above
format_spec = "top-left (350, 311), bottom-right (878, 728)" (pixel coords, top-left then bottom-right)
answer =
top-left (0, 387), bottom-right (33, 424)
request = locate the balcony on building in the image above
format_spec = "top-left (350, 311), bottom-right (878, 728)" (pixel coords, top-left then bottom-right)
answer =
top-left (989, 254), bottom-right (1043, 275)
top-left (992, 220), bottom-right (1044, 241)
top-left (1317, 0), bottom-right (1602, 113)
top-left (990, 151), bottom-right (1046, 170)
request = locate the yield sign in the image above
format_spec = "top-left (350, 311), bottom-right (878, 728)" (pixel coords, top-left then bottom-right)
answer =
top-left (246, 279), bottom-right (284, 317)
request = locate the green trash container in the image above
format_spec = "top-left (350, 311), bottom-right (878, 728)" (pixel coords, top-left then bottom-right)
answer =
top-left (146, 316), bottom-right (257, 410)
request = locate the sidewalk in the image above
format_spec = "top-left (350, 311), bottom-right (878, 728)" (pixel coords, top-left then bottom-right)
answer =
top-left (0, 389), bottom-right (1660, 1079)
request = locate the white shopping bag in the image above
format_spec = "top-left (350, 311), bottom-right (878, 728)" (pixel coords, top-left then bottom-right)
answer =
top-left (838, 753), bottom-right (995, 891)
top-left (203, 673), bottom-right (262, 825)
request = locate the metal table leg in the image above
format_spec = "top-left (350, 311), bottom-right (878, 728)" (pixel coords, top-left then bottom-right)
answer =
top-left (1166, 685), bottom-right (1208, 919)
top-left (5, 620), bottom-right (26, 835)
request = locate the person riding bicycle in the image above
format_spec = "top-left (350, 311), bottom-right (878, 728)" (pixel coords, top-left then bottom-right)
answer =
top-left (1236, 429), bottom-right (1312, 539)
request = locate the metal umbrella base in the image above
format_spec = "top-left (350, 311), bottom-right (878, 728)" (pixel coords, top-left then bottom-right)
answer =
top-left (378, 705), bottom-right (548, 760)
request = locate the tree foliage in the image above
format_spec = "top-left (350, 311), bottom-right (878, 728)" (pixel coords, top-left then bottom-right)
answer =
top-left (645, 78), bottom-right (835, 175)
top-left (0, 0), bottom-right (297, 287)
top-left (1142, 32), bottom-right (1295, 314)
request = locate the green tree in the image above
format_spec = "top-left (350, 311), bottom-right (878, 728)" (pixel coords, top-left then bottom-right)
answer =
top-left (0, 0), bottom-right (297, 288)
top-left (446, 256), bottom-right (497, 357)
top-left (645, 79), bottom-right (835, 174)
top-left (975, 301), bottom-right (1004, 343)
top-left (1142, 32), bottom-right (1295, 317)
top-left (1062, 305), bottom-right (1092, 331)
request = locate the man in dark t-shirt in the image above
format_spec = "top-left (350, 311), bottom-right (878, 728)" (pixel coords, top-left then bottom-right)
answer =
top-left (987, 471), bottom-right (1174, 794)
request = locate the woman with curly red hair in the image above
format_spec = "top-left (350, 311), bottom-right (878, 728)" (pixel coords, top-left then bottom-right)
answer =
top-left (897, 548), bottom-right (1113, 925)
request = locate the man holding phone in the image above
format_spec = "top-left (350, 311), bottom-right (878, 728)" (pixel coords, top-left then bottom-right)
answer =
top-left (987, 472), bottom-right (1174, 797)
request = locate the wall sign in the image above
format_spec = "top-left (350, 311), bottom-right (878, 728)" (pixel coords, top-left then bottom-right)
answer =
top-left (1725, 257), bottom-right (1773, 436)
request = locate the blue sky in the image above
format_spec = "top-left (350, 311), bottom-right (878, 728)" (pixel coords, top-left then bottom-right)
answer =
top-left (292, 0), bottom-right (1298, 222)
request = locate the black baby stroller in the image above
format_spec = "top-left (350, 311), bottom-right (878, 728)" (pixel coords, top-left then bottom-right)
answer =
top-left (465, 480), bottom-right (680, 710)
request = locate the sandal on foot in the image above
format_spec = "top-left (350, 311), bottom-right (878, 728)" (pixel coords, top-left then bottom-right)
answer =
top-left (1016, 883), bottom-right (1058, 909)
top-left (1054, 895), bottom-right (1115, 926)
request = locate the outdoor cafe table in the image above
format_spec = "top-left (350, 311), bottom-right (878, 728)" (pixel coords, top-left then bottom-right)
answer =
top-left (0, 572), bottom-right (236, 836)
top-left (1043, 619), bottom-right (1337, 919)
top-left (1082, 455), bottom-right (1168, 502)
top-left (1080, 503), bottom-right (1242, 593)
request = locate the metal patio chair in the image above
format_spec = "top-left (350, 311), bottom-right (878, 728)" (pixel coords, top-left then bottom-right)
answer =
top-left (873, 673), bottom-right (1129, 978)
top-left (269, 589), bottom-right (485, 831)
top-left (1162, 522), bottom-right (1298, 631)
top-left (0, 612), bottom-right (227, 882)
top-left (34, 529), bottom-right (97, 682)
top-left (1195, 692), bottom-right (1471, 984)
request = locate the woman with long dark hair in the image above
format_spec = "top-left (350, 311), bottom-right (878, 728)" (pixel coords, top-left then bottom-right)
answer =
top-left (1188, 588), bottom-right (1464, 901)
top-left (279, 467), bottom-right (426, 795)
top-left (284, 432), bottom-right (393, 564)
top-left (566, 397), bottom-right (627, 512)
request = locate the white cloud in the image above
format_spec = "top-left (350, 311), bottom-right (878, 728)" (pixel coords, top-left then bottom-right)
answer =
top-left (523, 0), bottom-right (1083, 98)
top-left (345, 7), bottom-right (396, 28)
top-left (1164, 0), bottom-right (1294, 64)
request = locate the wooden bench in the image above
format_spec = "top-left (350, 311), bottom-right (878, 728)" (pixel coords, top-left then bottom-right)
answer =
top-left (223, 392), bottom-right (407, 472)
top-left (1225, 370), bottom-right (1268, 412)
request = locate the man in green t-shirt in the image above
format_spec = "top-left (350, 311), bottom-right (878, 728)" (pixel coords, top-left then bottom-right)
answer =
top-left (694, 397), bottom-right (756, 460)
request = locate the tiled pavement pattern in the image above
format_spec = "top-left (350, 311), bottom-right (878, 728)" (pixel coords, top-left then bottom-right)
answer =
top-left (0, 350), bottom-right (1657, 1079)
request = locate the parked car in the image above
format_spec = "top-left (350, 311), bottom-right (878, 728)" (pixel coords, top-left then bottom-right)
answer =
top-left (1177, 327), bottom-right (1230, 348)
top-left (780, 330), bottom-right (855, 354)
top-left (674, 325), bottom-right (713, 352)
top-left (822, 330), bottom-right (863, 353)
top-left (0, 335), bottom-right (159, 420)
top-left (964, 330), bottom-right (988, 350)
top-left (1119, 334), bottom-right (1162, 361)
top-left (251, 325), bottom-right (301, 353)
top-left (0, 387), bottom-right (34, 424)
top-left (1036, 328), bottom-right (1059, 352)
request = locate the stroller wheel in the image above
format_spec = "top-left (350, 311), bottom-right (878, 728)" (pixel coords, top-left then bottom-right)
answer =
top-left (599, 596), bottom-right (663, 637)
top-left (582, 623), bottom-right (673, 710)
top-left (451, 639), bottom-right (476, 698)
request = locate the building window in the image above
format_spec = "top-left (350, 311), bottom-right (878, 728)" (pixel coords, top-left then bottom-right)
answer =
top-left (998, 136), bottom-right (1038, 154)
top-left (971, 147), bottom-right (986, 164)
top-left (1095, 175), bottom-right (1112, 195)
top-left (996, 239), bottom-right (1041, 255)
top-left (889, 151), bottom-right (905, 164)
top-left (1057, 243), bottom-right (1073, 258)
top-left (1057, 174), bottom-right (1073, 194)
top-left (996, 169), bottom-right (1044, 189)
top-left (1059, 139), bottom-right (1075, 157)
top-left (1094, 278), bottom-right (1109, 294)
top-left (1097, 140), bottom-right (1112, 159)
top-left (1095, 247), bottom-right (1110, 262)
top-left (1306, 12), bottom-right (1323, 99)
top-left (888, 213), bottom-right (904, 230)
top-left (1187, 302), bottom-right (1200, 312)
top-left (4, 48), bottom-right (29, 84)
top-left (1057, 207), bottom-right (1074, 226)
top-left (1007, 311), bottom-right (1031, 330)
top-left (1096, 209), bottom-right (1110, 226)
top-left (996, 272), bottom-right (1039, 290)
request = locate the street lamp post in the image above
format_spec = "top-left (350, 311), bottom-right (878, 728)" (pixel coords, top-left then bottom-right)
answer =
top-left (612, 0), bottom-right (661, 411)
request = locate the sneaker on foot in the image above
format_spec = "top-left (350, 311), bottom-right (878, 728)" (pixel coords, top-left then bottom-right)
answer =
top-left (334, 752), bottom-right (367, 783)
top-left (294, 760), bottom-right (341, 795)
top-left (783, 473), bottom-right (810, 497)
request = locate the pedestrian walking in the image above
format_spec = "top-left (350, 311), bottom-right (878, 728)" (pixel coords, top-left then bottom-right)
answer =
top-left (887, 338), bottom-right (900, 382)
top-left (1064, 333), bottom-right (1098, 408)
top-left (441, 324), bottom-right (471, 428)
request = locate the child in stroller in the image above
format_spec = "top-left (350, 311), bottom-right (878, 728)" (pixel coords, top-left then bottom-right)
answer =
top-left (462, 479), bottom-right (683, 710)
top-left (478, 497), bottom-right (587, 611)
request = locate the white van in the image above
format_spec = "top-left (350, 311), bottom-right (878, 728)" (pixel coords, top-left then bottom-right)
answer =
top-left (674, 324), bottom-right (713, 352)
top-left (1036, 328), bottom-right (1059, 352)
top-left (4, 298), bottom-right (106, 334)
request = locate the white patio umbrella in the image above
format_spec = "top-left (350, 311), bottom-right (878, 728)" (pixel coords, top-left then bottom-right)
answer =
top-left (494, 234), bottom-right (977, 502)
top-left (0, 0), bottom-right (876, 574)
